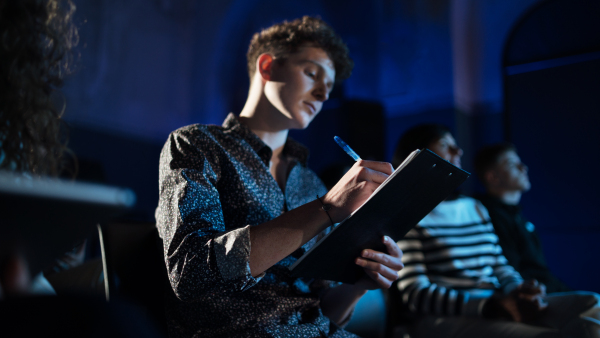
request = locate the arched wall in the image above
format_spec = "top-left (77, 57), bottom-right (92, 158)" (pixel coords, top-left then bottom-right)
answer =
top-left (450, 0), bottom-right (545, 188)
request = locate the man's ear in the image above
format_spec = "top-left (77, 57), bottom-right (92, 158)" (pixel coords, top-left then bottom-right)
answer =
top-left (257, 54), bottom-right (274, 82)
top-left (484, 170), bottom-right (497, 187)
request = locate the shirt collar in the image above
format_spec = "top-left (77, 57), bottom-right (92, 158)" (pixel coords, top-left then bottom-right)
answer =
top-left (481, 194), bottom-right (522, 214)
top-left (222, 113), bottom-right (309, 166)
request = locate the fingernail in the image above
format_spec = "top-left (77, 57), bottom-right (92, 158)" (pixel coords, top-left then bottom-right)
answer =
top-left (384, 236), bottom-right (391, 242)
top-left (362, 250), bottom-right (369, 258)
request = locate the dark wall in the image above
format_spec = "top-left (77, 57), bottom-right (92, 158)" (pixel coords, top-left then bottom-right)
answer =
top-left (503, 0), bottom-right (600, 292)
top-left (68, 126), bottom-right (164, 222)
top-left (505, 60), bottom-right (600, 292)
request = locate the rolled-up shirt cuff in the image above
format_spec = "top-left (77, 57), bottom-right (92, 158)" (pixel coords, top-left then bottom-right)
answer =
top-left (214, 225), bottom-right (264, 291)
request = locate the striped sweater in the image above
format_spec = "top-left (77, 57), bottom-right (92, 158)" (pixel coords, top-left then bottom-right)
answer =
top-left (396, 196), bottom-right (523, 317)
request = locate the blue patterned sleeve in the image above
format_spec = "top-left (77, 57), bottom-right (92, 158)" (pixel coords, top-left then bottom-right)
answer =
top-left (155, 130), bottom-right (263, 302)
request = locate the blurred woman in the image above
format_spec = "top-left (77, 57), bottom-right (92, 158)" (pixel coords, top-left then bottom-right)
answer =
top-left (0, 0), bottom-right (77, 176)
top-left (0, 0), bottom-right (78, 296)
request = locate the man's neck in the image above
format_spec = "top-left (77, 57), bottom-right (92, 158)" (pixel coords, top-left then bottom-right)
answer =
top-left (490, 190), bottom-right (522, 205)
top-left (239, 78), bottom-right (288, 158)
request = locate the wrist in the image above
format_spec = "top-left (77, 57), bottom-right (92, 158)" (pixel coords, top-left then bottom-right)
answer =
top-left (316, 195), bottom-right (334, 226)
top-left (339, 283), bottom-right (369, 297)
top-left (320, 192), bottom-right (348, 223)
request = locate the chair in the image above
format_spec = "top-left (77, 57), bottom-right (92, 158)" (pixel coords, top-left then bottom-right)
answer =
top-left (98, 221), bottom-right (169, 336)
top-left (345, 289), bottom-right (388, 338)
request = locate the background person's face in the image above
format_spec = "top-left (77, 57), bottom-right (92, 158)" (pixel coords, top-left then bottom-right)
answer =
top-left (492, 150), bottom-right (531, 192)
top-left (263, 46), bottom-right (335, 130)
top-left (428, 132), bottom-right (463, 168)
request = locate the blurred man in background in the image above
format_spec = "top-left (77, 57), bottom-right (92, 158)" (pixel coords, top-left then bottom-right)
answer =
top-left (474, 143), bottom-right (571, 294)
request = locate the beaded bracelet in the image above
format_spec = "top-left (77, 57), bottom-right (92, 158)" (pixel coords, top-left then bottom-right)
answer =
top-left (316, 194), bottom-right (334, 226)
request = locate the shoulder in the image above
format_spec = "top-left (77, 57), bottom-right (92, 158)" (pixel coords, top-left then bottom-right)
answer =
top-left (160, 123), bottom-right (240, 172)
top-left (164, 123), bottom-right (245, 155)
top-left (458, 195), bottom-right (491, 219)
top-left (432, 195), bottom-right (481, 212)
top-left (168, 123), bottom-right (225, 143)
top-left (421, 195), bottom-right (490, 225)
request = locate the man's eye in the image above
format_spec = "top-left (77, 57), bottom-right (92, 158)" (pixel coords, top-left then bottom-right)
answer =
top-left (305, 71), bottom-right (316, 78)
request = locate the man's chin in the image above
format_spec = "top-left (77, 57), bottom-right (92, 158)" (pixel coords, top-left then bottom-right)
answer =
top-left (293, 115), bottom-right (315, 130)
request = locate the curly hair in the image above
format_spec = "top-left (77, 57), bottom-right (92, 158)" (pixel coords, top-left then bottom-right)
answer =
top-left (246, 16), bottom-right (354, 82)
top-left (0, 0), bottom-right (78, 176)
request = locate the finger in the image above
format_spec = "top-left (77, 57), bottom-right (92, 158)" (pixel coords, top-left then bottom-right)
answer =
top-left (518, 293), bottom-right (547, 310)
top-left (381, 236), bottom-right (403, 259)
top-left (360, 247), bottom-right (404, 271)
top-left (363, 270), bottom-right (393, 289)
top-left (356, 257), bottom-right (399, 282)
top-left (355, 166), bottom-right (390, 185)
top-left (518, 293), bottom-right (538, 302)
top-left (519, 282), bottom-right (544, 295)
top-left (539, 283), bottom-right (547, 296)
top-left (356, 160), bottom-right (394, 175)
top-left (528, 286), bottom-right (544, 295)
top-left (520, 295), bottom-right (548, 311)
top-left (525, 279), bottom-right (538, 287)
top-left (538, 297), bottom-right (549, 310)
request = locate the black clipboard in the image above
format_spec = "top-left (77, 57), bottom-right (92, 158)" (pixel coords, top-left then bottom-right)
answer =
top-left (289, 149), bottom-right (470, 284)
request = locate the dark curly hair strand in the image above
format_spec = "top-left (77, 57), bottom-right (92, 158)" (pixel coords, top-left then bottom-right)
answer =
top-left (0, 0), bottom-right (78, 176)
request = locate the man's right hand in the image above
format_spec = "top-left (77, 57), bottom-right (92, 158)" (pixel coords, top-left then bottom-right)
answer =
top-left (483, 279), bottom-right (548, 323)
top-left (322, 160), bottom-right (394, 223)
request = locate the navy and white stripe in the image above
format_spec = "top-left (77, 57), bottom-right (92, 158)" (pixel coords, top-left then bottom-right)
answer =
top-left (396, 196), bottom-right (523, 316)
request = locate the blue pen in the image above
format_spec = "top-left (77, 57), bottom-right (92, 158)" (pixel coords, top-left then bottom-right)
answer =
top-left (334, 136), bottom-right (361, 161)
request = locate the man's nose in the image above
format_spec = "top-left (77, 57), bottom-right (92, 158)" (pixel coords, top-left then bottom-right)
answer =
top-left (313, 81), bottom-right (329, 102)
top-left (451, 146), bottom-right (463, 157)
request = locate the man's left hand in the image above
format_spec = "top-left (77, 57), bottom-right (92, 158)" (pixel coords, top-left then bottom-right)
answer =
top-left (354, 236), bottom-right (404, 290)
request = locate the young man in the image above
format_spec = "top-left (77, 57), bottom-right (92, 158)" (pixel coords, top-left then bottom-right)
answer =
top-left (389, 125), bottom-right (600, 338)
top-left (156, 17), bottom-right (403, 337)
top-left (474, 143), bottom-right (571, 293)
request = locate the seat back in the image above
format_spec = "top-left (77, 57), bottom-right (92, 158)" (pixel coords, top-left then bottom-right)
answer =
top-left (345, 289), bottom-right (388, 338)
top-left (98, 221), bottom-right (168, 335)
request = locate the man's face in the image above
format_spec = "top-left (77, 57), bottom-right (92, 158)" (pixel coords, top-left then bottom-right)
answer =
top-left (428, 132), bottom-right (463, 168)
top-left (263, 46), bottom-right (335, 130)
top-left (490, 150), bottom-right (531, 192)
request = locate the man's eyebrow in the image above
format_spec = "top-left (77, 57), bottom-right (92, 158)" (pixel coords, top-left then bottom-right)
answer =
top-left (298, 59), bottom-right (324, 67)
top-left (299, 60), bottom-right (334, 74)
top-left (301, 60), bottom-right (335, 85)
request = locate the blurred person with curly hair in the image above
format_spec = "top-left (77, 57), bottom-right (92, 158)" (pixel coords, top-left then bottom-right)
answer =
top-left (0, 0), bottom-right (77, 176)
top-left (0, 0), bottom-right (78, 297)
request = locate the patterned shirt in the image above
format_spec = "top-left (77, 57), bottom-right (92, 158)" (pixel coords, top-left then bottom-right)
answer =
top-left (155, 113), bottom-right (358, 338)
top-left (396, 196), bottom-right (523, 317)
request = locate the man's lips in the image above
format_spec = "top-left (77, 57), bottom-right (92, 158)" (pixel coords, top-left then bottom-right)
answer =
top-left (304, 101), bottom-right (317, 114)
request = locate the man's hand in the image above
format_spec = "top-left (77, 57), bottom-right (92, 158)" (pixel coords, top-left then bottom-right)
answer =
top-left (483, 279), bottom-right (548, 323)
top-left (514, 279), bottom-right (548, 322)
top-left (354, 236), bottom-right (404, 290)
top-left (320, 236), bottom-right (403, 324)
top-left (323, 160), bottom-right (394, 223)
